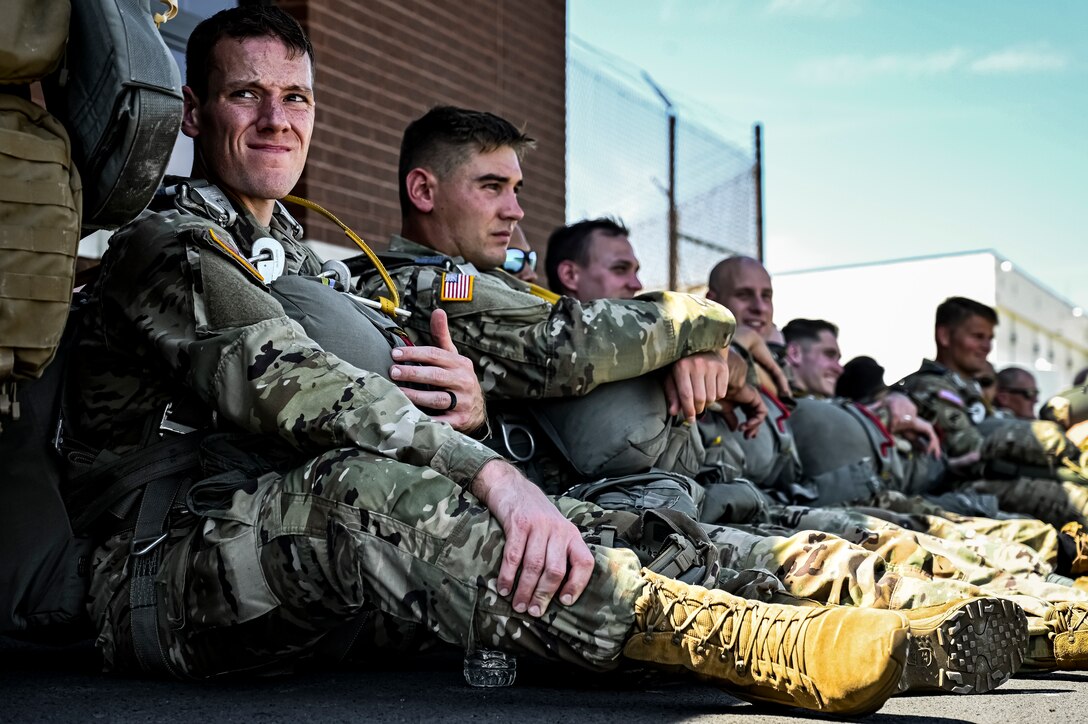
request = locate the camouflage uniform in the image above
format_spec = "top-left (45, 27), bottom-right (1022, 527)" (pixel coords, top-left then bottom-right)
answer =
top-left (898, 359), bottom-right (1088, 527)
top-left (359, 236), bottom-right (736, 399)
top-left (70, 182), bottom-right (652, 676)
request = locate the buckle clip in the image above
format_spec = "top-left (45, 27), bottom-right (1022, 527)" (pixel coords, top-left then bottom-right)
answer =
top-left (131, 532), bottom-right (168, 556)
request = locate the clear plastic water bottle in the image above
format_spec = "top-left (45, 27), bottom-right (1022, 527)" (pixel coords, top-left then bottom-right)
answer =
top-left (463, 648), bottom-right (517, 687)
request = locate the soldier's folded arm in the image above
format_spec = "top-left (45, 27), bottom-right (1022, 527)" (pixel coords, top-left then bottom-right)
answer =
top-left (410, 270), bottom-right (736, 399)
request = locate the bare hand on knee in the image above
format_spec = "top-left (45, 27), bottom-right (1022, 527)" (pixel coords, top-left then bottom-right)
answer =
top-left (470, 460), bottom-right (595, 617)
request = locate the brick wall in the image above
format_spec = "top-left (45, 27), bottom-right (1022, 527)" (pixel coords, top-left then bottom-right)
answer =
top-left (278, 0), bottom-right (566, 259)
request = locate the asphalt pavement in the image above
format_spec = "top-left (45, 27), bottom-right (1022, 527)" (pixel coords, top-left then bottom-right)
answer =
top-left (2, 636), bottom-right (1084, 724)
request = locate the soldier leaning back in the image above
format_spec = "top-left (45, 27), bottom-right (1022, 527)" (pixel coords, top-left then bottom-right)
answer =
top-left (64, 6), bottom-right (914, 716)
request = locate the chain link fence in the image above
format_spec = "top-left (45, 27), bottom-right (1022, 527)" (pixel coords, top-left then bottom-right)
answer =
top-left (567, 37), bottom-right (760, 292)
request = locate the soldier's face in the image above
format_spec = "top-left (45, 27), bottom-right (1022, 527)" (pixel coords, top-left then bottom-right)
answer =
top-left (567, 232), bottom-right (643, 302)
top-left (789, 330), bottom-right (843, 397)
top-left (714, 262), bottom-right (774, 339)
top-left (941, 314), bottom-right (994, 376)
top-left (182, 36), bottom-right (314, 220)
top-left (996, 370), bottom-right (1038, 419)
top-left (432, 147), bottom-right (524, 269)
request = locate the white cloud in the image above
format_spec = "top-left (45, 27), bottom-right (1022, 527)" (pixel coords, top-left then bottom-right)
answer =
top-left (796, 44), bottom-right (1068, 85)
top-left (767, 0), bottom-right (860, 18)
top-left (797, 48), bottom-right (967, 84)
top-left (970, 44), bottom-right (1068, 73)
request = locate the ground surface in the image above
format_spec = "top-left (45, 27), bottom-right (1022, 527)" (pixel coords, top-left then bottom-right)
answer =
top-left (2, 638), bottom-right (1083, 724)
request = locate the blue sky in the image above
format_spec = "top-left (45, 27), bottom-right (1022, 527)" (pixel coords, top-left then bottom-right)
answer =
top-left (569, 0), bottom-right (1086, 305)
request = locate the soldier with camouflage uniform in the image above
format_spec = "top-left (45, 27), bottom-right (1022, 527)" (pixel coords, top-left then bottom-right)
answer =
top-left (359, 110), bottom-right (1088, 685)
top-left (62, 6), bottom-right (946, 716)
top-left (897, 296), bottom-right (1088, 531)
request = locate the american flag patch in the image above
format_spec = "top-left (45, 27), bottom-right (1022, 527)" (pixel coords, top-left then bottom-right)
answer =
top-left (937, 389), bottom-right (965, 407)
top-left (439, 273), bottom-right (474, 302)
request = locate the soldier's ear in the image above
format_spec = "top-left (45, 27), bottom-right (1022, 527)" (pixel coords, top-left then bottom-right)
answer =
top-left (555, 259), bottom-right (580, 295)
top-left (181, 86), bottom-right (202, 139)
top-left (785, 341), bottom-right (803, 366)
top-left (935, 325), bottom-right (952, 349)
top-left (405, 168), bottom-right (436, 213)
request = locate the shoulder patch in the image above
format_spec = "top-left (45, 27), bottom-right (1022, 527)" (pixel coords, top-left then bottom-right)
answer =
top-left (200, 228), bottom-right (261, 283)
top-left (439, 272), bottom-right (474, 302)
top-left (937, 389), bottom-right (965, 408)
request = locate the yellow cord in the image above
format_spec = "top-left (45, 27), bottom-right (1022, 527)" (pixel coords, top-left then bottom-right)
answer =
top-left (282, 194), bottom-right (401, 314)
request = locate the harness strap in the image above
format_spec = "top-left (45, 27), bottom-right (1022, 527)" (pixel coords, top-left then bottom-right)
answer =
top-left (129, 473), bottom-right (189, 678)
top-left (67, 431), bottom-right (205, 534)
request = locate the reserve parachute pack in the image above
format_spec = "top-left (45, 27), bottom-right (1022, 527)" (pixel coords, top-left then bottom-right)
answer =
top-left (43, 0), bottom-right (183, 232)
top-left (1, 0), bottom-right (180, 639)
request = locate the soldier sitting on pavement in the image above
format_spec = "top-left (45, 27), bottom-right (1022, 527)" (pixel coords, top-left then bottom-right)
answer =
top-left (61, 6), bottom-right (945, 716)
top-left (544, 242), bottom-right (1087, 682)
top-left (897, 296), bottom-right (1088, 529)
top-left (354, 106), bottom-right (1088, 689)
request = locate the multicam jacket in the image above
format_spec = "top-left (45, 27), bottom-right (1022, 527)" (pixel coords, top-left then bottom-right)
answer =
top-left (896, 359), bottom-right (988, 458)
top-left (69, 180), bottom-right (498, 496)
top-left (357, 235), bottom-right (737, 400)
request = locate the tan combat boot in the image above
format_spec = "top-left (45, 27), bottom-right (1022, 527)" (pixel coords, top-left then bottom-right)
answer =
top-left (623, 570), bottom-right (908, 716)
top-left (1023, 602), bottom-right (1088, 671)
top-left (1060, 521), bottom-right (1088, 576)
top-left (897, 597), bottom-right (1027, 694)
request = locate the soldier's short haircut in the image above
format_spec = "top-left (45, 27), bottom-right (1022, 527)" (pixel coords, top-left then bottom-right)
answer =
top-left (399, 106), bottom-right (536, 218)
top-left (707, 255), bottom-right (764, 298)
top-left (186, 6), bottom-right (314, 103)
top-left (782, 318), bottom-right (839, 347)
top-left (544, 218), bottom-right (630, 294)
top-left (935, 296), bottom-right (998, 329)
top-left (996, 366), bottom-right (1031, 390)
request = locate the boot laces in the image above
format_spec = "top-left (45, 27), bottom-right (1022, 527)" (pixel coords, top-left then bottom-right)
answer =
top-left (645, 586), bottom-right (820, 697)
top-left (1049, 603), bottom-right (1088, 643)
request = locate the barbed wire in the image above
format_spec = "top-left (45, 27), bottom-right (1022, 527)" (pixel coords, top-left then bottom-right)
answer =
top-left (567, 37), bottom-right (759, 290)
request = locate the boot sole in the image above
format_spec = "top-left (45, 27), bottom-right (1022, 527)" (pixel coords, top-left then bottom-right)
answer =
top-left (898, 598), bottom-right (1027, 694)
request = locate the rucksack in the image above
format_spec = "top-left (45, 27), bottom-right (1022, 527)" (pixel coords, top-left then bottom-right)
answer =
top-left (0, 93), bottom-right (82, 426)
top-left (0, 1), bottom-right (70, 84)
top-left (43, 0), bottom-right (183, 232)
top-left (0, 0), bottom-right (182, 639)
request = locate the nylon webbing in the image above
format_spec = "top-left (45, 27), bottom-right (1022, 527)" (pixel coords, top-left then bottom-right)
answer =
top-left (129, 474), bottom-right (188, 678)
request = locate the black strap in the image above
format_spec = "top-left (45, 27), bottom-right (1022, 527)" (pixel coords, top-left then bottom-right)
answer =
top-left (129, 473), bottom-right (189, 678)
top-left (67, 432), bottom-right (205, 534)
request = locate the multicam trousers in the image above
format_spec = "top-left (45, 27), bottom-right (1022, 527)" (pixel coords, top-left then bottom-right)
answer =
top-left (700, 510), bottom-right (1088, 619)
top-left (87, 448), bottom-right (649, 677)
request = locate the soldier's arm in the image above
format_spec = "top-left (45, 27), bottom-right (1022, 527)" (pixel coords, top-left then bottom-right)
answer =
top-left (105, 222), bottom-right (499, 486)
top-left (402, 269), bottom-right (736, 399)
top-left (898, 377), bottom-right (983, 458)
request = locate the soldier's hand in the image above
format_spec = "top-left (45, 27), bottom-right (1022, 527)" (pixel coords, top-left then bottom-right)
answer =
top-left (390, 309), bottom-right (487, 434)
top-left (720, 383), bottom-right (767, 439)
top-left (732, 326), bottom-right (791, 398)
top-left (470, 460), bottom-right (595, 617)
top-left (664, 351), bottom-right (731, 422)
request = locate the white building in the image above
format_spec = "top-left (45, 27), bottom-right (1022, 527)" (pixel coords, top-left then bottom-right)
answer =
top-left (772, 250), bottom-right (1088, 406)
